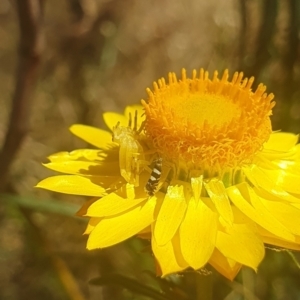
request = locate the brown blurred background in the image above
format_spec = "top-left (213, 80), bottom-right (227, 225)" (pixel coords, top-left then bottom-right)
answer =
top-left (0, 0), bottom-right (300, 299)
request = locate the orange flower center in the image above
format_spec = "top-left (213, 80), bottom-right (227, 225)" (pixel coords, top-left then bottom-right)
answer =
top-left (141, 69), bottom-right (275, 172)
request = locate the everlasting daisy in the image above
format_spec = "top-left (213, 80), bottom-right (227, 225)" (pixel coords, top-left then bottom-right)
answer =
top-left (37, 69), bottom-right (300, 280)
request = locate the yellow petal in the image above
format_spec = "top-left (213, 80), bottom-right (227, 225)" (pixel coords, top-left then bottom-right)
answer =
top-left (84, 217), bottom-right (101, 234)
top-left (227, 183), bottom-right (295, 242)
top-left (154, 185), bottom-right (187, 246)
top-left (87, 197), bottom-right (156, 249)
top-left (272, 160), bottom-right (300, 175)
top-left (257, 225), bottom-right (300, 250)
top-left (263, 236), bottom-right (300, 251)
top-left (246, 164), bottom-right (300, 194)
top-left (244, 166), bottom-right (300, 203)
top-left (253, 153), bottom-right (296, 171)
top-left (86, 193), bottom-right (147, 217)
top-left (103, 112), bottom-right (128, 131)
top-left (126, 183), bottom-right (135, 199)
top-left (260, 149), bottom-right (297, 161)
top-left (204, 179), bottom-right (233, 225)
top-left (296, 144), bottom-right (300, 157)
top-left (191, 176), bottom-right (203, 203)
top-left (263, 169), bottom-right (300, 195)
top-left (152, 231), bottom-right (188, 276)
top-left (264, 132), bottom-right (298, 151)
top-left (179, 198), bottom-right (217, 269)
top-left (216, 223), bottom-right (265, 270)
top-left (44, 161), bottom-right (120, 177)
top-left (209, 249), bottom-right (241, 281)
top-left (70, 125), bottom-right (113, 149)
top-left (47, 149), bottom-right (107, 162)
top-left (36, 175), bottom-right (106, 196)
top-left (292, 202), bottom-right (300, 210)
top-left (254, 188), bottom-right (300, 235)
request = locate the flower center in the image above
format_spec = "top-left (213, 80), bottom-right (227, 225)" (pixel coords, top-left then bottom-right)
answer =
top-left (141, 69), bottom-right (275, 173)
top-left (169, 94), bottom-right (240, 130)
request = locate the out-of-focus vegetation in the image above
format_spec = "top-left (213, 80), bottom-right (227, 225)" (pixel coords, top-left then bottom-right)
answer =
top-left (0, 0), bottom-right (300, 299)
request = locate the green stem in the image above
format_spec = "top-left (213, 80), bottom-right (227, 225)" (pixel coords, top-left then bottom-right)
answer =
top-left (195, 272), bottom-right (213, 300)
top-left (184, 271), bottom-right (213, 300)
top-left (242, 267), bottom-right (257, 300)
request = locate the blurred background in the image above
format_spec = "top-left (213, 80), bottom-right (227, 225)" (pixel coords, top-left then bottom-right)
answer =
top-left (1, 0), bottom-right (300, 299)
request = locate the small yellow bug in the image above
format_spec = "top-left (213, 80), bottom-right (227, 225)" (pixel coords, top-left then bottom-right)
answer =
top-left (112, 111), bottom-right (146, 187)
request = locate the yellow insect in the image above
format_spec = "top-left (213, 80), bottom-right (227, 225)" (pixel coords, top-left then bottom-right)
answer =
top-left (112, 111), bottom-right (146, 187)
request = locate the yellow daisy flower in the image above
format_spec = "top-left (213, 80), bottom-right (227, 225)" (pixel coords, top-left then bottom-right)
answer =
top-left (37, 69), bottom-right (300, 281)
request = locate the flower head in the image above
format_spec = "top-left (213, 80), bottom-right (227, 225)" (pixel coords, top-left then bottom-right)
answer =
top-left (37, 69), bottom-right (300, 280)
top-left (142, 69), bottom-right (274, 172)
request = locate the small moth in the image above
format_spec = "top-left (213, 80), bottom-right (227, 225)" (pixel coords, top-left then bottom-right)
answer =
top-left (112, 111), bottom-right (145, 187)
top-left (145, 157), bottom-right (163, 196)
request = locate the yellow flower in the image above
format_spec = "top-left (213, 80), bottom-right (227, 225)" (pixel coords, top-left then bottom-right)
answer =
top-left (37, 69), bottom-right (300, 281)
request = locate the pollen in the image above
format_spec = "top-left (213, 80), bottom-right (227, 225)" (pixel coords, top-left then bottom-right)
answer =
top-left (141, 69), bottom-right (275, 172)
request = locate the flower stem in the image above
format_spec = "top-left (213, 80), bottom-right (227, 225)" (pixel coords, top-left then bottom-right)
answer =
top-left (242, 267), bottom-right (256, 300)
top-left (184, 271), bottom-right (213, 300)
top-left (195, 272), bottom-right (213, 300)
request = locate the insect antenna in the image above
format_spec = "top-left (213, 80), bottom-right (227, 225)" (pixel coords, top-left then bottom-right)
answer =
top-left (137, 121), bottom-right (145, 134)
top-left (133, 110), bottom-right (138, 131)
top-left (128, 112), bottom-right (132, 128)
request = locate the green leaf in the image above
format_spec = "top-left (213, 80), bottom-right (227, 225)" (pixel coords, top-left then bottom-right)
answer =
top-left (1, 193), bottom-right (85, 221)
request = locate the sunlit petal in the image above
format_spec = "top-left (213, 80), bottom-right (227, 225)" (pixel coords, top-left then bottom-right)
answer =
top-left (87, 197), bottom-right (156, 249)
top-left (152, 231), bottom-right (188, 276)
top-left (180, 198), bottom-right (217, 269)
top-left (44, 161), bottom-right (120, 177)
top-left (262, 169), bottom-right (300, 195)
top-left (209, 249), bottom-right (242, 281)
top-left (36, 175), bottom-right (106, 196)
top-left (244, 166), bottom-right (300, 203)
top-left (228, 183), bottom-right (295, 242)
top-left (154, 184), bottom-right (187, 246)
top-left (264, 132), bottom-right (298, 151)
top-left (47, 149), bottom-right (107, 162)
top-left (70, 125), bottom-right (113, 149)
top-left (216, 223), bottom-right (265, 270)
top-left (204, 179), bottom-right (233, 225)
top-left (254, 188), bottom-right (300, 235)
top-left (258, 225), bottom-right (300, 251)
top-left (86, 193), bottom-right (147, 217)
